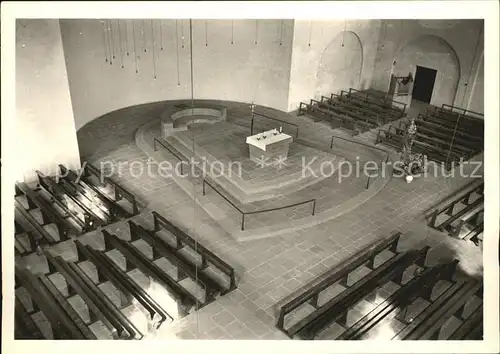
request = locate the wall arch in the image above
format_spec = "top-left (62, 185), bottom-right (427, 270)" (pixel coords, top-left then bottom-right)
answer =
top-left (315, 31), bottom-right (363, 98)
top-left (392, 35), bottom-right (461, 107)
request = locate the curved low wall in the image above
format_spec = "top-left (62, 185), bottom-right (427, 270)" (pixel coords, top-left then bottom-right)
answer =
top-left (162, 107), bottom-right (227, 138)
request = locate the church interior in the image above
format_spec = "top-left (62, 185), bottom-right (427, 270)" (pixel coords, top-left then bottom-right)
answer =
top-left (9, 16), bottom-right (495, 342)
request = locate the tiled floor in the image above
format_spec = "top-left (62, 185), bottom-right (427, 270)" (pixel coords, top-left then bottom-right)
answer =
top-left (20, 99), bottom-right (483, 340)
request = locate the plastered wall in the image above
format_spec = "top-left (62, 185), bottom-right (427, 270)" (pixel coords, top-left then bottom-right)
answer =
top-left (59, 19), bottom-right (294, 130)
top-left (15, 19), bottom-right (81, 183)
top-left (371, 20), bottom-right (484, 113)
top-left (287, 20), bottom-right (382, 112)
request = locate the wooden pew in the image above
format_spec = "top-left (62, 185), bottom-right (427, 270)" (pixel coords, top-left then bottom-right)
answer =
top-left (431, 195), bottom-right (484, 232)
top-left (346, 88), bottom-right (406, 117)
top-left (416, 115), bottom-right (483, 144)
top-left (74, 240), bottom-right (173, 328)
top-left (102, 230), bottom-right (200, 316)
top-left (392, 281), bottom-right (482, 340)
top-left (15, 266), bottom-right (91, 339)
top-left (386, 125), bottom-right (471, 159)
top-left (15, 297), bottom-right (46, 339)
top-left (275, 232), bottom-right (402, 336)
top-left (448, 304), bottom-right (483, 340)
top-left (298, 101), bottom-right (363, 134)
top-left (420, 113), bottom-right (484, 137)
top-left (152, 211), bottom-right (237, 294)
top-left (44, 252), bottom-right (142, 339)
top-left (313, 98), bottom-right (379, 128)
top-left (59, 164), bottom-right (133, 220)
top-left (311, 99), bottom-right (375, 131)
top-left (375, 128), bottom-right (461, 169)
top-left (339, 91), bottom-right (402, 121)
top-left (399, 120), bottom-right (482, 152)
top-left (84, 163), bottom-right (139, 215)
top-left (323, 95), bottom-right (383, 125)
top-left (14, 210), bottom-right (41, 254)
top-left (36, 171), bottom-right (104, 231)
top-left (128, 221), bottom-right (224, 304)
top-left (461, 223), bottom-right (484, 245)
top-left (293, 246), bottom-right (430, 340)
top-left (337, 260), bottom-right (459, 340)
top-left (15, 182), bottom-right (77, 240)
top-left (449, 204), bottom-right (484, 238)
top-left (37, 273), bottom-right (98, 339)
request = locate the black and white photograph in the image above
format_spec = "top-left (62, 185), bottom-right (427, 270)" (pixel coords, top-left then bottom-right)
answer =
top-left (2, 1), bottom-right (499, 353)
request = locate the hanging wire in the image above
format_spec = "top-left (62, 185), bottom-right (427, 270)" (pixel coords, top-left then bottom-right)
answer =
top-left (181, 19), bottom-right (185, 48)
top-left (341, 20), bottom-right (347, 47)
top-left (203, 20), bottom-right (207, 46)
top-left (132, 21), bottom-right (138, 73)
top-left (231, 20), bottom-right (234, 44)
top-left (101, 20), bottom-right (109, 63)
top-left (160, 20), bottom-right (164, 50)
top-left (381, 20), bottom-right (387, 49)
top-left (125, 20), bottom-right (130, 56)
top-left (108, 20), bottom-right (115, 62)
top-left (188, 18), bottom-right (200, 339)
top-left (142, 19), bottom-right (147, 52)
top-left (176, 20), bottom-right (181, 86)
top-left (308, 20), bottom-right (312, 47)
top-left (118, 20), bottom-right (124, 68)
top-left (254, 20), bottom-right (258, 44)
top-left (151, 20), bottom-right (156, 79)
top-left (279, 20), bottom-right (283, 45)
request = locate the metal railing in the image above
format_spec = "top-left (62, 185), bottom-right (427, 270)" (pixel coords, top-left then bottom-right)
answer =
top-left (202, 179), bottom-right (316, 231)
top-left (329, 135), bottom-right (391, 189)
top-left (153, 137), bottom-right (187, 175)
top-left (251, 112), bottom-right (300, 139)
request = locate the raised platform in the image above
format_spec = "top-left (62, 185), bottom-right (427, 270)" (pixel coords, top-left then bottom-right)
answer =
top-left (166, 121), bottom-right (342, 203)
top-left (136, 100), bottom-right (393, 241)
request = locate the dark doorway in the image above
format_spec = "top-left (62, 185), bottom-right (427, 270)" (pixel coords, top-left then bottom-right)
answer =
top-left (412, 66), bottom-right (437, 103)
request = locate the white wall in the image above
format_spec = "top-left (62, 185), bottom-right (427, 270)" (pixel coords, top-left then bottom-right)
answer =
top-left (16, 19), bottom-right (81, 183)
top-left (287, 20), bottom-right (382, 111)
top-left (371, 20), bottom-right (484, 112)
top-left (59, 19), bottom-right (294, 130)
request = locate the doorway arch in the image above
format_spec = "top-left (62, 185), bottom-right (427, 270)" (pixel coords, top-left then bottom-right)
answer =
top-left (315, 31), bottom-right (363, 98)
top-left (392, 35), bottom-right (461, 107)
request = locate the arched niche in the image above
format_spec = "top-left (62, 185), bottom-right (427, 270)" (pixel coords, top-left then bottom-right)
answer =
top-left (392, 35), bottom-right (461, 107)
top-left (315, 31), bottom-right (363, 98)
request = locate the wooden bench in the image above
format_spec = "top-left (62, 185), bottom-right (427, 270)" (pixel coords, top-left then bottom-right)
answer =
top-left (416, 116), bottom-right (483, 143)
top-left (314, 98), bottom-right (379, 127)
top-left (129, 221), bottom-right (224, 304)
top-left (84, 163), bottom-right (139, 215)
top-left (59, 165), bottom-right (133, 220)
top-left (340, 92), bottom-right (402, 121)
top-left (392, 280), bottom-right (482, 340)
top-left (44, 252), bottom-right (142, 339)
top-left (275, 232), bottom-right (401, 336)
top-left (399, 121), bottom-right (482, 152)
top-left (14, 208), bottom-right (42, 254)
top-left (299, 101), bottom-right (362, 134)
top-left (15, 182), bottom-right (77, 240)
top-left (324, 95), bottom-right (383, 125)
top-left (448, 303), bottom-right (483, 340)
top-left (294, 246), bottom-right (431, 340)
top-left (338, 260), bottom-right (459, 340)
top-left (102, 230), bottom-right (200, 317)
top-left (15, 297), bottom-right (46, 339)
top-left (15, 266), bottom-right (92, 339)
top-left (152, 211), bottom-right (237, 294)
top-left (311, 100), bottom-right (375, 131)
top-left (37, 171), bottom-right (105, 231)
top-left (74, 240), bottom-right (173, 329)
